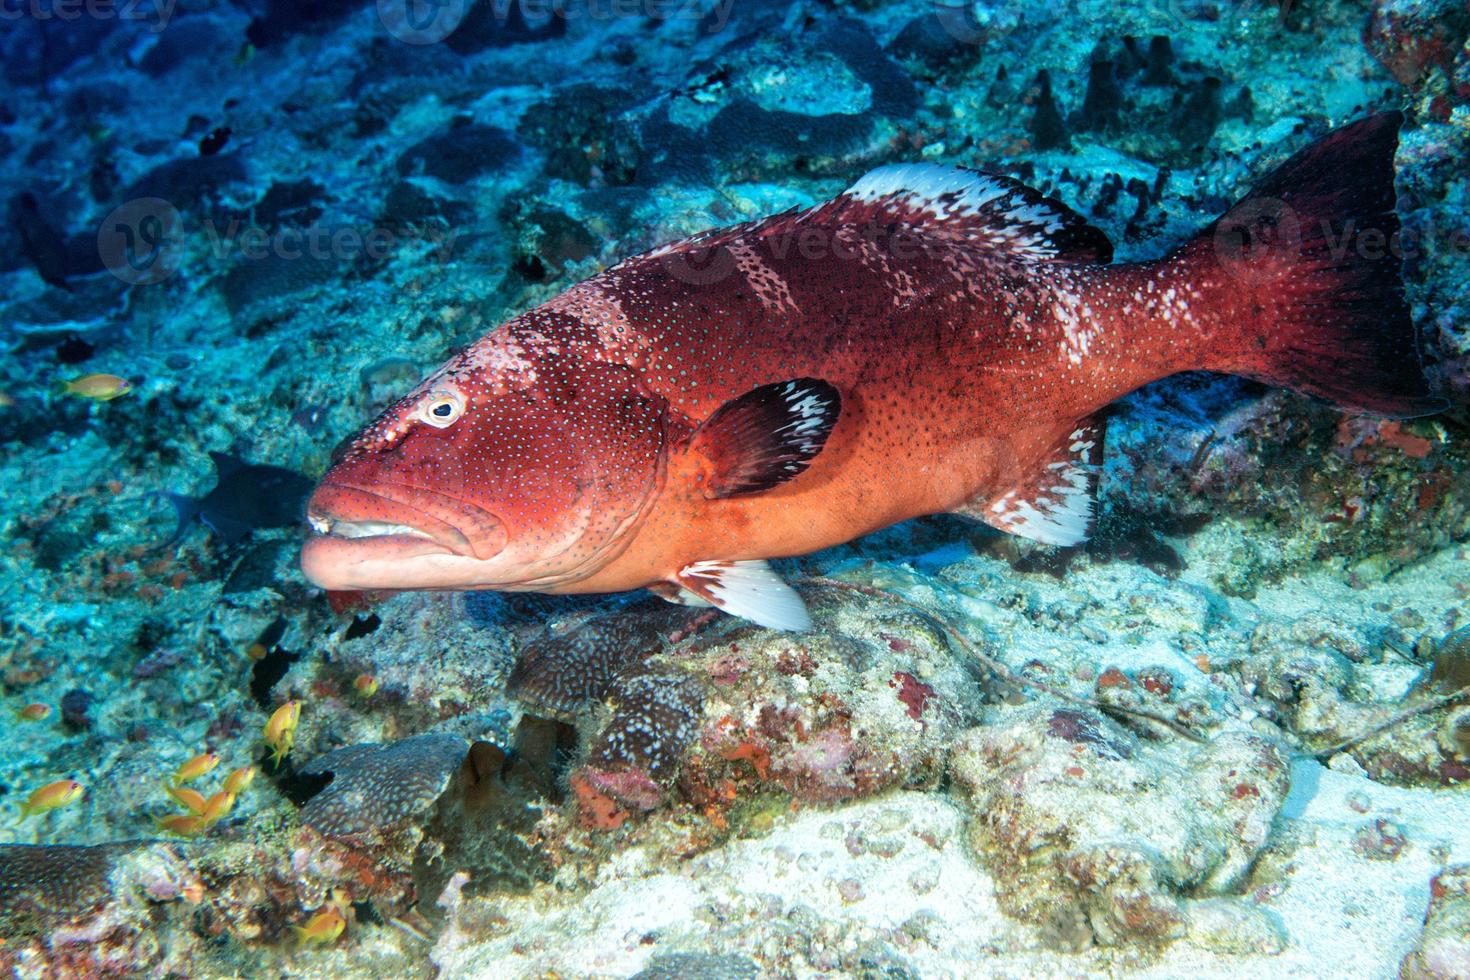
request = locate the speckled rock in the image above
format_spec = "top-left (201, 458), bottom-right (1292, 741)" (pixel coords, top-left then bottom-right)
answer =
top-left (299, 733), bottom-right (471, 837)
top-left (506, 601), bottom-right (705, 719)
top-left (0, 843), bottom-right (123, 936)
top-left (0, 842), bottom-right (201, 974)
top-left (671, 586), bottom-right (977, 821)
top-left (1364, 0), bottom-right (1470, 85)
top-left (509, 583), bottom-right (980, 845)
top-left (629, 951), bottom-right (761, 980)
top-left (316, 591), bottom-right (517, 735)
top-left (948, 702), bottom-right (1289, 947)
top-left (1229, 617), bottom-right (1470, 787)
top-left (1107, 386), bottom-right (1470, 595)
top-left (1401, 864), bottom-right (1470, 979)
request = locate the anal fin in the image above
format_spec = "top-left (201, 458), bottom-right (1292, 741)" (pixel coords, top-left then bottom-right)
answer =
top-left (956, 415), bottom-right (1105, 547)
top-left (668, 559), bottom-right (811, 631)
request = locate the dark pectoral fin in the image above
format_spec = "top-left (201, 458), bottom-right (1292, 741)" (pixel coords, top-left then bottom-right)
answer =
top-left (954, 415), bottom-right (1106, 547)
top-left (688, 379), bottom-right (840, 498)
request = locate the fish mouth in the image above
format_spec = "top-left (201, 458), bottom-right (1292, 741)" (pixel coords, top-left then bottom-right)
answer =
top-left (301, 482), bottom-right (507, 591)
top-left (307, 516), bottom-right (442, 543)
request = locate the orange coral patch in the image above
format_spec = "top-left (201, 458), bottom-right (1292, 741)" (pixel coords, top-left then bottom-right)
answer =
top-left (570, 774), bottom-right (627, 831)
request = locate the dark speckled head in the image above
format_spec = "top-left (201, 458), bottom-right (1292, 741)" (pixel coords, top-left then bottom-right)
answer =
top-left (301, 314), bottom-right (668, 593)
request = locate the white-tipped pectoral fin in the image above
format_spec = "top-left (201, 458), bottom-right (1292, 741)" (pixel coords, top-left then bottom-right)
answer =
top-left (671, 559), bottom-right (811, 632)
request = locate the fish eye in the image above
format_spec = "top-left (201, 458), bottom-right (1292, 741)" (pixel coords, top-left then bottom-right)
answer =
top-left (420, 390), bottom-right (464, 428)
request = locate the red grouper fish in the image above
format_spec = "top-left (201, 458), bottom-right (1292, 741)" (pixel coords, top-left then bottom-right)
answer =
top-left (302, 112), bottom-right (1445, 630)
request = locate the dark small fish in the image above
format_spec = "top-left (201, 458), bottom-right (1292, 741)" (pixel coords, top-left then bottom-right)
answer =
top-left (55, 334), bottom-right (95, 365)
top-left (9, 192), bottom-right (69, 290)
top-left (162, 451), bottom-right (314, 546)
top-left (291, 404), bottom-right (330, 432)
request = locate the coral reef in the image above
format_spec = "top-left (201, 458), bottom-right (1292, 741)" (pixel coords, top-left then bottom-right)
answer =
top-left (0, 0), bottom-right (1467, 973)
top-left (299, 733), bottom-right (471, 837)
top-left (0, 843), bottom-right (122, 936)
top-left (1401, 864), bottom-right (1470, 979)
top-left (948, 703), bottom-right (1289, 947)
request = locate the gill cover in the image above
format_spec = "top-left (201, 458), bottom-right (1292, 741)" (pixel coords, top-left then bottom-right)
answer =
top-left (463, 356), bottom-right (669, 586)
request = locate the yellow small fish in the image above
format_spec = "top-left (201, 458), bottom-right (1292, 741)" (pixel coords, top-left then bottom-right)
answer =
top-left (264, 701), bottom-right (301, 763)
top-left (157, 813), bottom-right (207, 836)
top-left (200, 791), bottom-right (236, 826)
top-left (16, 779), bottom-right (83, 822)
top-left (167, 785), bottom-right (209, 815)
top-left (60, 374), bottom-right (132, 401)
top-left (173, 752), bottom-right (221, 786)
top-left (352, 673), bottom-right (380, 698)
top-left (16, 703), bottom-right (51, 722)
top-left (269, 733), bottom-right (295, 765)
top-left (264, 701), bottom-right (300, 743)
top-left (245, 641), bottom-right (269, 661)
top-left (223, 765), bottom-right (257, 796)
top-left (293, 906), bottom-right (346, 946)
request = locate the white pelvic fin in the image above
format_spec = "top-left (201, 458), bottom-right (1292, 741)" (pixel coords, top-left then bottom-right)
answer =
top-left (674, 559), bottom-right (811, 632)
top-left (653, 586), bottom-right (715, 608)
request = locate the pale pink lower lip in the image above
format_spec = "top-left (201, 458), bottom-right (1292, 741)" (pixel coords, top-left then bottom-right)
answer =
top-left (300, 533), bottom-right (454, 591)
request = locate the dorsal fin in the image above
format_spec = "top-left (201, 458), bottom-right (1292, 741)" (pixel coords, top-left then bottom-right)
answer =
top-left (834, 164), bottom-right (1113, 263)
top-left (955, 414), bottom-right (1106, 547)
top-left (208, 451), bottom-right (247, 481)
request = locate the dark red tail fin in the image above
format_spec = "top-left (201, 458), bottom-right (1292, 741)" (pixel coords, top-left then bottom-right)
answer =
top-left (1190, 111), bottom-right (1445, 418)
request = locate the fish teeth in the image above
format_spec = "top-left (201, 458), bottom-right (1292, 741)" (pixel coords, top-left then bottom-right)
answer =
top-left (308, 513), bottom-right (437, 542)
top-left (330, 520), bottom-right (433, 541)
